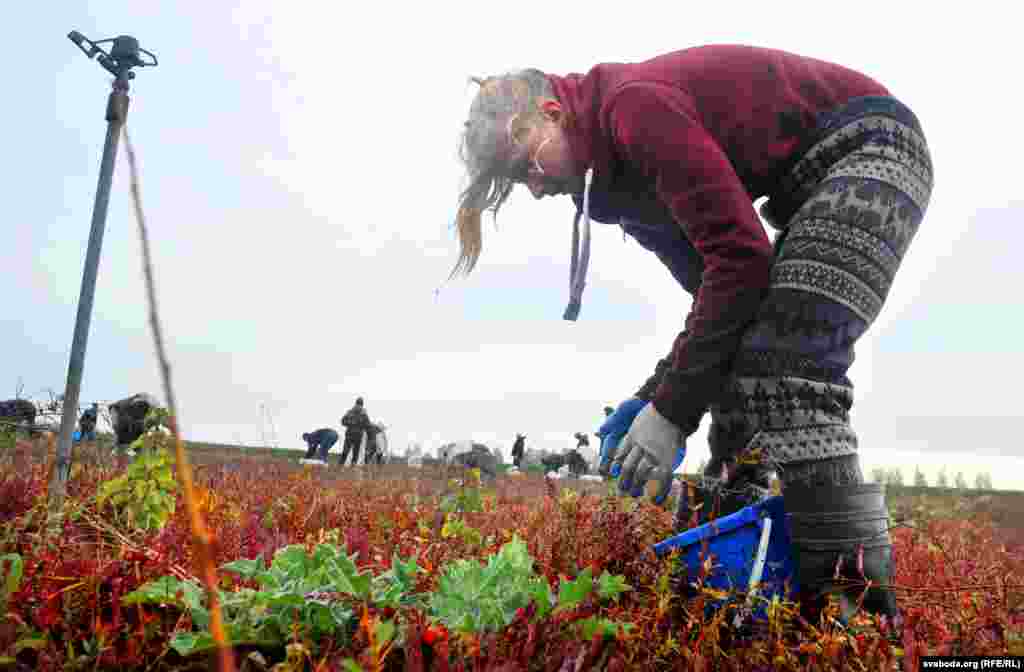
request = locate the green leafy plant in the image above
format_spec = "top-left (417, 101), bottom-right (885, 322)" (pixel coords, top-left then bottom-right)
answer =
top-left (95, 407), bottom-right (178, 531)
top-left (123, 543), bottom-right (420, 657)
top-left (428, 535), bottom-right (551, 635)
top-left (0, 425), bottom-right (15, 454)
top-left (440, 514), bottom-right (484, 548)
top-left (551, 566), bottom-right (635, 640)
top-left (0, 554), bottom-right (48, 667)
top-left (439, 470), bottom-right (486, 514)
top-left (95, 444), bottom-right (177, 531)
top-left (0, 553), bottom-right (22, 614)
top-left (427, 534), bottom-right (637, 639)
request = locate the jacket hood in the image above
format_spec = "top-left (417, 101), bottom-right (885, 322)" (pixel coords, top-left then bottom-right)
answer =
top-left (546, 68), bottom-right (619, 179)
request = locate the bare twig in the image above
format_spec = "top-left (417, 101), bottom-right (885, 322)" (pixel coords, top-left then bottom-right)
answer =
top-left (123, 127), bottom-right (236, 672)
top-left (79, 509), bottom-right (195, 583)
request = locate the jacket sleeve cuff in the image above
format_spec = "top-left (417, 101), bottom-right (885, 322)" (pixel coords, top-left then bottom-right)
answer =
top-left (633, 357), bottom-right (671, 401)
top-left (651, 372), bottom-right (707, 438)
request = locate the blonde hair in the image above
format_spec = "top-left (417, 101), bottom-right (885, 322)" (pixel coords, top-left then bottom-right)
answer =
top-left (451, 69), bottom-right (554, 279)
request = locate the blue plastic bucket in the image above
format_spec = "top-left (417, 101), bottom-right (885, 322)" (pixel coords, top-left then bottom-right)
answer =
top-left (653, 495), bottom-right (797, 621)
top-left (72, 430), bottom-right (82, 442)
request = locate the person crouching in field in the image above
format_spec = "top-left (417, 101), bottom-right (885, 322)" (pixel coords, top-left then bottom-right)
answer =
top-left (0, 399), bottom-right (36, 435)
top-left (302, 428), bottom-right (339, 461)
top-left (109, 394), bottom-right (159, 449)
top-left (449, 44), bottom-right (932, 622)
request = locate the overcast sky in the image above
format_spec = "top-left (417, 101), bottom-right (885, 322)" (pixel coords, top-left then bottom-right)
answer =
top-left (7, 2), bottom-right (1023, 489)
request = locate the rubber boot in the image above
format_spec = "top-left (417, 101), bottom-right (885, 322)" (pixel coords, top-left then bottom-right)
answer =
top-left (784, 482), bottom-right (899, 623)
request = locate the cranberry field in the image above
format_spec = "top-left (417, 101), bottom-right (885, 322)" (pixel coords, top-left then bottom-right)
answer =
top-left (0, 435), bottom-right (1021, 671)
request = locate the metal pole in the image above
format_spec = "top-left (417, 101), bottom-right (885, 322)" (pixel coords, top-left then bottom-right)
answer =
top-left (49, 32), bottom-right (156, 511)
top-left (50, 76), bottom-right (130, 507)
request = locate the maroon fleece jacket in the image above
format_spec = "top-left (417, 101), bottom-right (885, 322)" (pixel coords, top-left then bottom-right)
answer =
top-left (546, 45), bottom-right (890, 433)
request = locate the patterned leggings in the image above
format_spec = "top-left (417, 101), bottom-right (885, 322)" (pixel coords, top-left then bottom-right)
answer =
top-left (709, 96), bottom-right (934, 488)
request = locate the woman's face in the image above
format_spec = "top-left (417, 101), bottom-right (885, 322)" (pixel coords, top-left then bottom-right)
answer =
top-left (504, 99), bottom-right (583, 199)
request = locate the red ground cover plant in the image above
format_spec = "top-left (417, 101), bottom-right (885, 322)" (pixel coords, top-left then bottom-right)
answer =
top-left (0, 440), bottom-right (1020, 671)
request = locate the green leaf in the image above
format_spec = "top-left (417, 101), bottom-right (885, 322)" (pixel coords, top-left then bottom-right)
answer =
top-left (530, 581), bottom-right (553, 620)
top-left (496, 536), bottom-right (533, 572)
top-left (556, 567), bottom-right (593, 612)
top-left (122, 576), bottom-right (206, 615)
top-left (221, 556), bottom-right (265, 580)
top-left (579, 616), bottom-right (611, 640)
top-left (169, 631), bottom-right (215, 657)
top-left (144, 490), bottom-right (164, 510)
top-left (96, 478), bottom-right (123, 505)
top-left (387, 553), bottom-right (419, 585)
top-left (438, 495), bottom-right (456, 514)
top-left (342, 660), bottom-right (364, 672)
top-left (596, 571), bottom-right (632, 602)
top-left (428, 536), bottom-right (545, 634)
top-left (460, 488), bottom-right (484, 513)
top-left (14, 636), bottom-right (47, 652)
top-left (334, 568), bottom-right (372, 601)
top-left (311, 543), bottom-right (344, 570)
top-left (190, 605), bottom-right (212, 630)
top-left (304, 603), bottom-right (337, 634)
top-left (1, 553), bottom-right (23, 599)
top-left (330, 604), bottom-right (354, 628)
top-left (372, 582), bottom-right (403, 610)
top-left (319, 550), bottom-right (372, 600)
top-left (269, 545), bottom-right (311, 581)
top-left (374, 619), bottom-right (396, 646)
top-left (171, 625), bottom-right (280, 657)
top-left (263, 593), bottom-right (305, 611)
top-left (372, 552), bottom-right (420, 608)
top-left (579, 617), bottom-right (635, 641)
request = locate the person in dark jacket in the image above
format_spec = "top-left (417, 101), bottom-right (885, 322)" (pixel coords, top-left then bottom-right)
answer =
top-left (78, 403), bottom-right (98, 442)
top-left (541, 449), bottom-right (587, 477)
top-left (510, 433), bottom-right (526, 468)
top-left (338, 397), bottom-right (370, 466)
top-left (109, 394), bottom-right (159, 448)
top-left (0, 399), bottom-right (36, 434)
top-left (302, 428), bottom-right (339, 461)
top-left (566, 449), bottom-right (587, 477)
top-left (450, 443), bottom-right (499, 480)
top-left (449, 45), bottom-right (932, 622)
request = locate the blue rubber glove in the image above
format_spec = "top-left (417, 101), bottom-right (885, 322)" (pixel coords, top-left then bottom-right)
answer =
top-left (596, 398), bottom-right (649, 476)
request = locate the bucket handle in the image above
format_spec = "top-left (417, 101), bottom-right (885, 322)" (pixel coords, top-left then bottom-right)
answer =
top-left (733, 515), bottom-right (773, 628)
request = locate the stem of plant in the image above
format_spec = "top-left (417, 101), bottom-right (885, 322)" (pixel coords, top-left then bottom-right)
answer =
top-left (123, 127), bottom-right (236, 672)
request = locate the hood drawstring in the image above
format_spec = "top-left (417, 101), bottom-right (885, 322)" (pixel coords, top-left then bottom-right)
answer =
top-left (563, 168), bottom-right (594, 321)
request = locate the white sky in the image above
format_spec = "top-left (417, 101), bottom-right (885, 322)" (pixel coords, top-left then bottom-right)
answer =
top-left (7, 2), bottom-right (1023, 490)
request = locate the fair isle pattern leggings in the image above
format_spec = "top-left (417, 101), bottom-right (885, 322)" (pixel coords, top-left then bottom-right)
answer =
top-left (710, 96), bottom-right (934, 488)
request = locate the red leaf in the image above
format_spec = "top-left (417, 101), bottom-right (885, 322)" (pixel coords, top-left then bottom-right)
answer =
top-left (431, 638), bottom-right (451, 672)
top-left (404, 621), bottom-right (425, 672)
